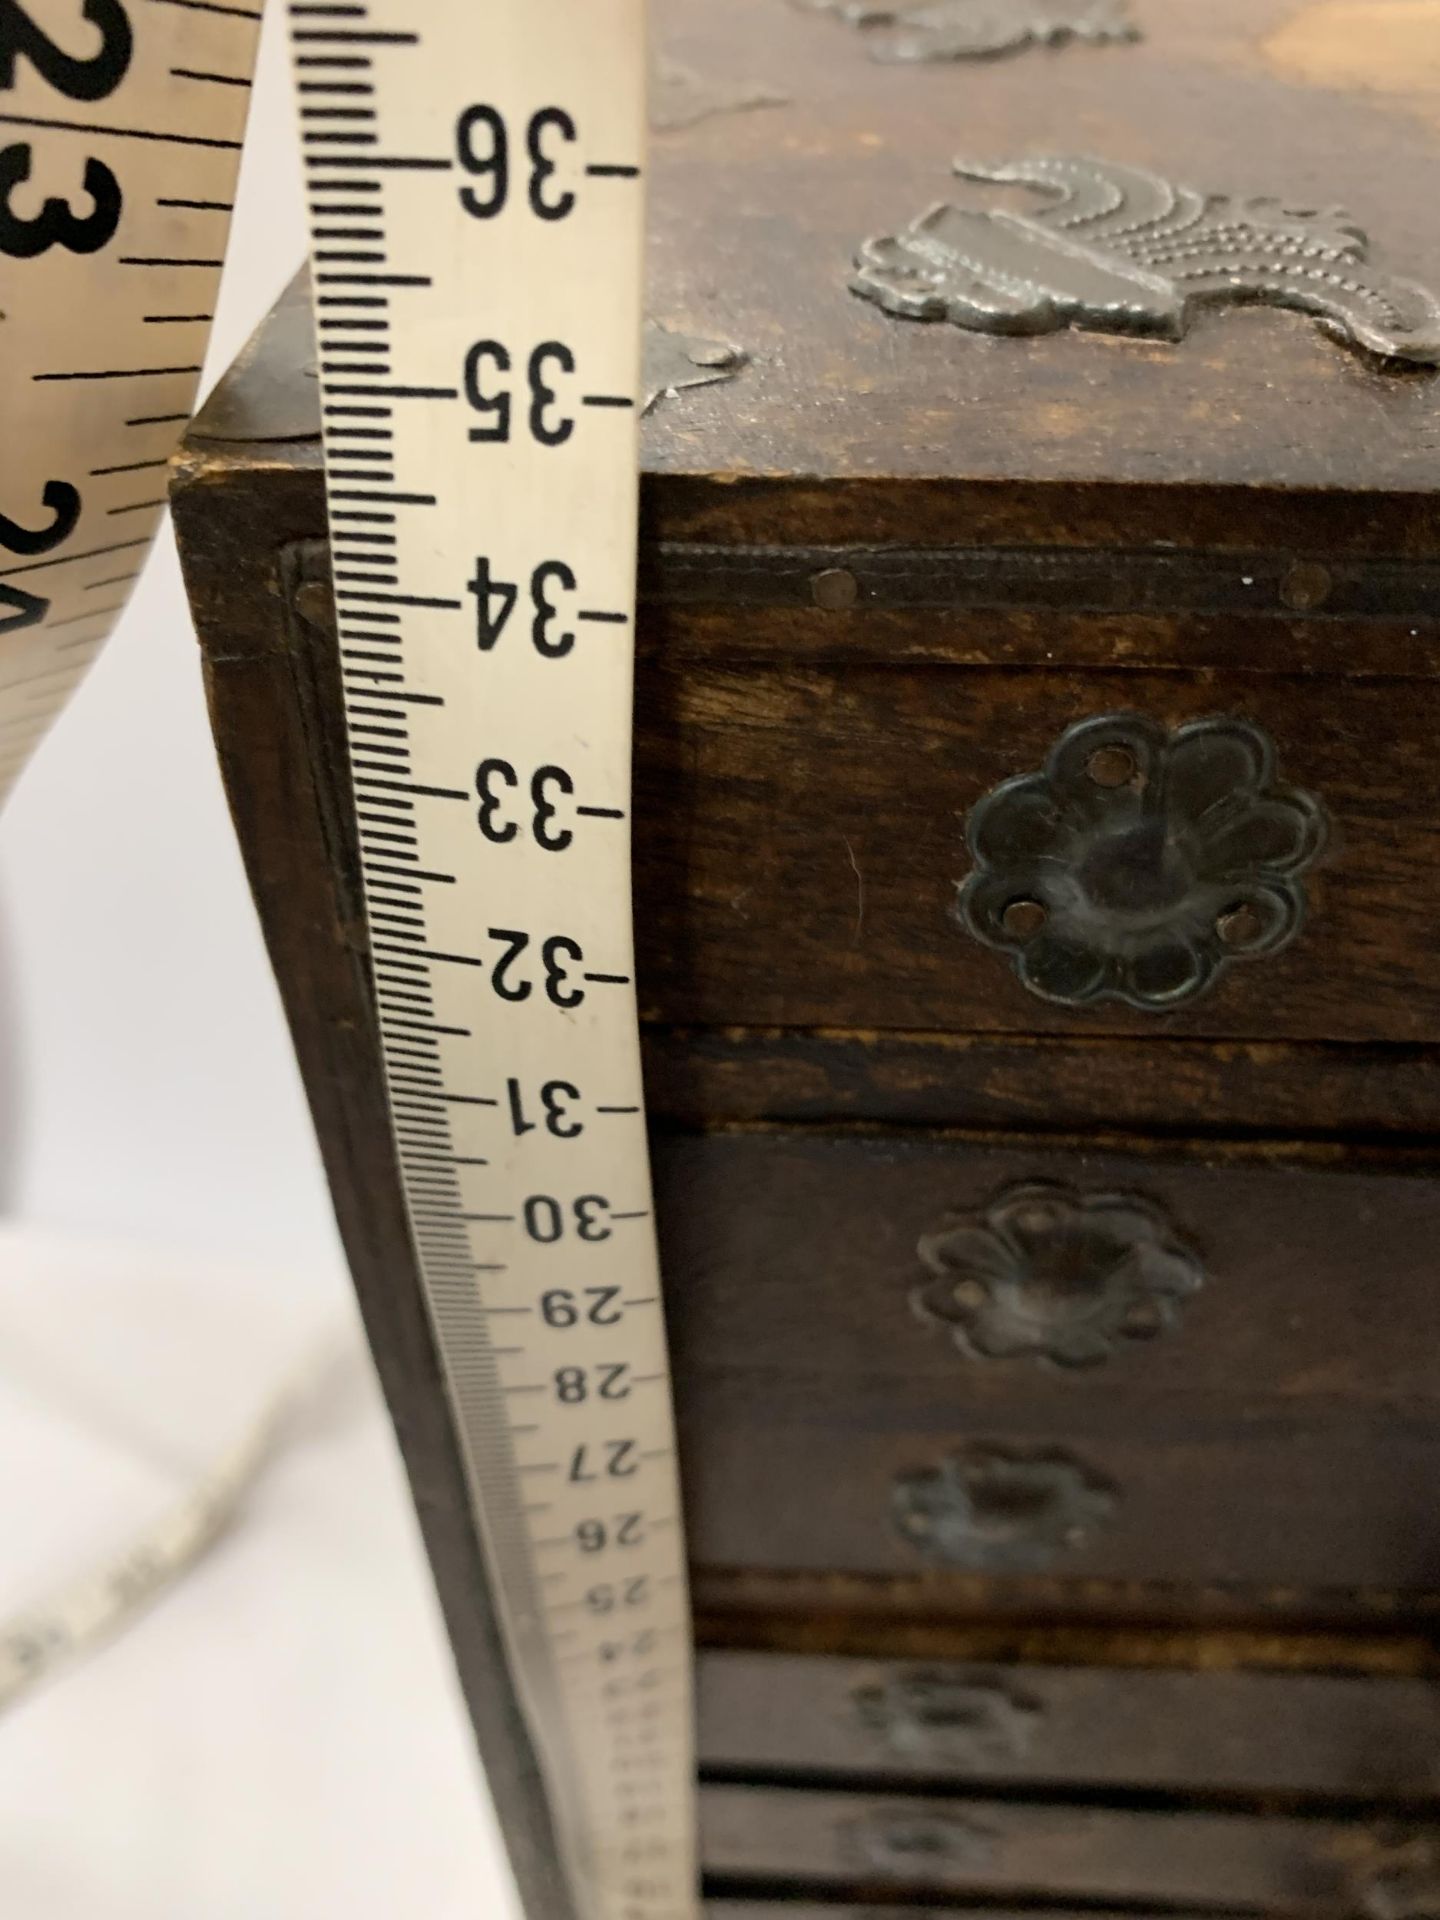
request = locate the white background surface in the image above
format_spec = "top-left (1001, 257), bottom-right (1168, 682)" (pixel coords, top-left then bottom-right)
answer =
top-left (0, 10), bottom-right (522, 1915)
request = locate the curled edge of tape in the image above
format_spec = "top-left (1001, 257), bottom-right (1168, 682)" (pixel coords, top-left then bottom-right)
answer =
top-left (0, 1333), bottom-right (349, 1715)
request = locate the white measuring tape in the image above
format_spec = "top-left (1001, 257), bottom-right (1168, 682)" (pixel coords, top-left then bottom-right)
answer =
top-left (2, 7), bottom-right (697, 1920)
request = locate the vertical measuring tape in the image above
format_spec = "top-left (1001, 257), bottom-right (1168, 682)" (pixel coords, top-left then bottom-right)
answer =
top-left (5, 5), bottom-right (699, 1920)
top-left (286, 8), bottom-right (698, 1920)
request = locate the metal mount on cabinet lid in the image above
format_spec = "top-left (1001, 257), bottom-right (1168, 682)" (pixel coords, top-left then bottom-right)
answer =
top-left (796, 0), bottom-right (1139, 64)
top-left (852, 155), bottom-right (1440, 366)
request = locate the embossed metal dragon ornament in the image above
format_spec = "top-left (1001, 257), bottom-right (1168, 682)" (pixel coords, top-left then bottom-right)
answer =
top-left (852, 156), bottom-right (1440, 365)
top-left (796, 0), bottom-right (1138, 63)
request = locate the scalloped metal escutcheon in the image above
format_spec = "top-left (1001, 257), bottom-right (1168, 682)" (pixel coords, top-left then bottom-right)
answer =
top-left (854, 1666), bottom-right (1044, 1765)
top-left (846, 1805), bottom-right (1000, 1877)
top-left (893, 1442), bottom-right (1117, 1573)
top-left (914, 1180), bottom-right (1205, 1368)
top-left (957, 711), bottom-right (1328, 1011)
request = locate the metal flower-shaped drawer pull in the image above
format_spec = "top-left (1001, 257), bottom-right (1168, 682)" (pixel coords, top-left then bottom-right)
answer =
top-left (854, 1667), bottom-right (1042, 1765)
top-left (893, 1443), bottom-right (1116, 1572)
top-left (846, 1806), bottom-right (998, 1878)
top-left (959, 712), bottom-right (1327, 1010)
top-left (914, 1180), bottom-right (1204, 1368)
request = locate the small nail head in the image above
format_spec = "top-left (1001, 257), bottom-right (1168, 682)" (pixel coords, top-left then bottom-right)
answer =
top-left (1086, 743), bottom-right (1137, 788)
top-left (1217, 902), bottom-right (1265, 948)
top-left (1001, 897), bottom-right (1048, 940)
top-left (811, 566), bottom-right (859, 611)
top-left (1013, 1202), bottom-right (1061, 1236)
top-left (294, 579), bottom-right (333, 628)
top-left (1280, 560), bottom-right (1332, 612)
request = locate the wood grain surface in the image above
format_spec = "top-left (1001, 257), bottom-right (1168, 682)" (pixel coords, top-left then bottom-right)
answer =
top-left (629, 659), bottom-right (1440, 1043)
top-left (699, 1782), bottom-right (1438, 1912)
top-left (193, 0), bottom-right (1440, 536)
top-left (657, 1129), bottom-right (1440, 1597)
top-left (705, 1909), bottom-right (1211, 1920)
top-left (639, 1026), bottom-right (1440, 1139)
top-left (197, 528), bottom-right (1440, 1052)
top-left (695, 1648), bottom-right (1440, 1798)
top-left (640, 0), bottom-right (1440, 512)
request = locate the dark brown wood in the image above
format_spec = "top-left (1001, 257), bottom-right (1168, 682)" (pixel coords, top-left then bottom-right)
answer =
top-left (629, 658), bottom-right (1440, 1042)
top-left (693, 1613), bottom-right (1440, 1675)
top-left (692, 1565), bottom-right (1440, 1634)
top-left (162, 465), bottom-right (1440, 1621)
top-left (195, 514), bottom-right (1440, 1065)
top-left (642, 0), bottom-right (1440, 521)
top-left (696, 1649), bottom-right (1440, 1799)
top-left (679, 1391), bottom-right (1440, 1598)
top-left (658, 1129), bottom-right (1440, 1599)
top-left (706, 1910), bottom-right (1205, 1920)
top-left (171, 161), bottom-right (1440, 1638)
top-left (170, 469), bottom-right (575, 1920)
top-left (240, 533), bottom-right (1440, 1052)
top-left (195, 0), bottom-right (1440, 539)
top-left (699, 1783), bottom-right (1437, 1914)
top-left (639, 1027), bottom-right (1440, 1140)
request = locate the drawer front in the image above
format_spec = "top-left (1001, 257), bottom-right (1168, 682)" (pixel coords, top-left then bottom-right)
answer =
top-left (278, 541), bottom-right (1440, 1051)
top-left (633, 666), bottom-right (1440, 1043)
top-left (708, 1910), bottom-right (1205, 1920)
top-left (656, 1132), bottom-right (1440, 1596)
top-left (707, 1912), bottom-right (1188, 1920)
top-left (700, 1786), bottom-right (1436, 1915)
top-left (697, 1651), bottom-right (1440, 1798)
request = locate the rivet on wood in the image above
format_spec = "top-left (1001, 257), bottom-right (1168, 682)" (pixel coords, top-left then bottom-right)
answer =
top-left (1216, 902), bottom-right (1265, 948)
top-left (1000, 897), bottom-right (1048, 939)
top-left (1280, 561), bottom-right (1333, 612)
top-left (1085, 742), bottom-right (1137, 788)
top-left (812, 566), bottom-right (859, 611)
top-left (294, 578), bottom-right (333, 628)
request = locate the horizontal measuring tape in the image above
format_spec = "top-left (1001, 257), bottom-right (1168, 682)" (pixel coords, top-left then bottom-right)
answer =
top-left (1, 7), bottom-right (698, 1920)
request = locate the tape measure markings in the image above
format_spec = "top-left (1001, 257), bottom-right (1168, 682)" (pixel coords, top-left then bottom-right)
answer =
top-left (287, 7), bottom-right (698, 1920)
top-left (1, 0), bottom-right (261, 798)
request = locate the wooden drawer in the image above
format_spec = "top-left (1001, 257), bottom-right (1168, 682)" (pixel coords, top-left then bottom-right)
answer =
top-left (696, 1650), bottom-right (1440, 1798)
top-left (656, 1131), bottom-right (1440, 1600)
top-left (708, 1911), bottom-right (1198, 1920)
top-left (708, 1910), bottom-right (1208, 1920)
top-left (634, 664), bottom-right (1440, 1045)
top-left (699, 1785), bottom-right (1438, 1916)
top-left (234, 536), bottom-right (1440, 1059)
